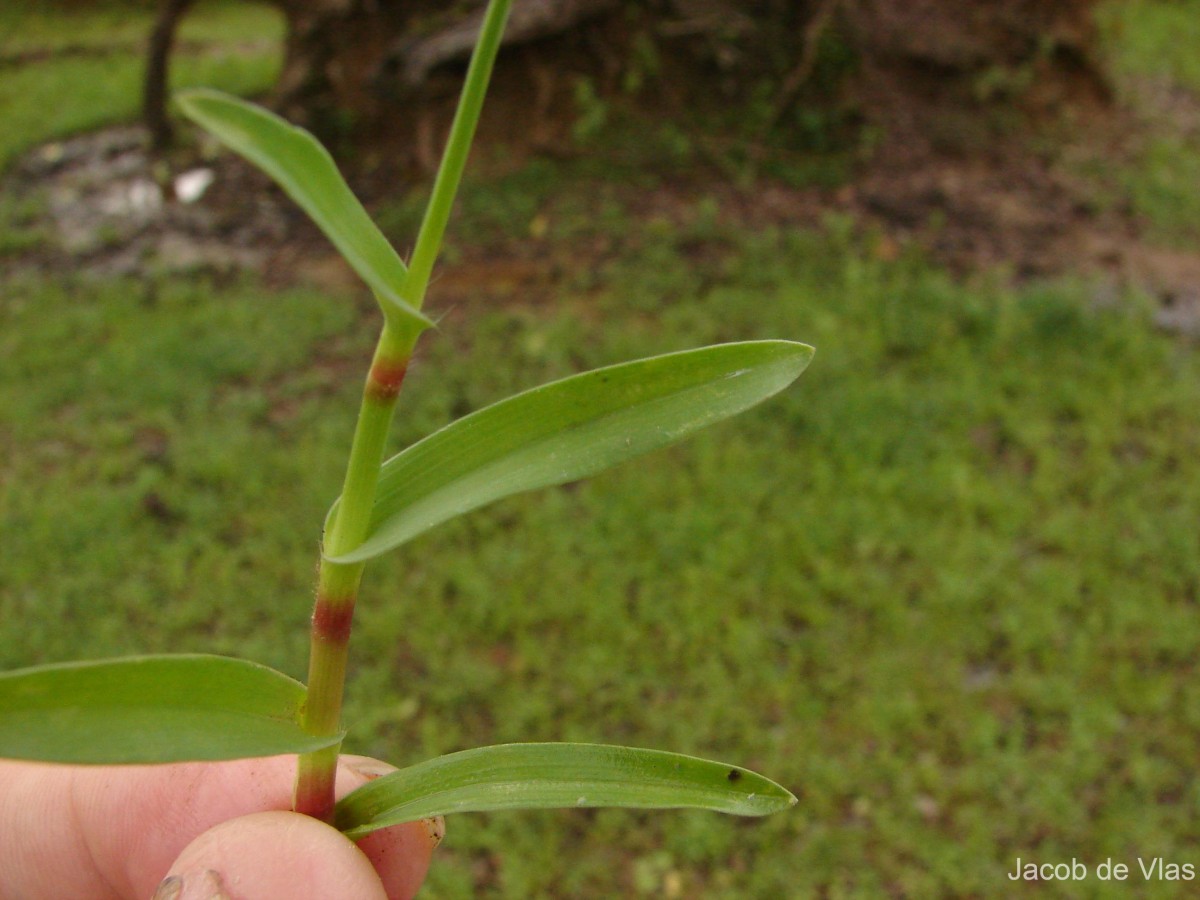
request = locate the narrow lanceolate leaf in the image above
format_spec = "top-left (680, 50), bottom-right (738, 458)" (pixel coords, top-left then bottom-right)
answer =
top-left (174, 89), bottom-right (431, 336)
top-left (334, 743), bottom-right (798, 837)
top-left (0, 655), bottom-right (341, 764)
top-left (327, 340), bottom-right (813, 563)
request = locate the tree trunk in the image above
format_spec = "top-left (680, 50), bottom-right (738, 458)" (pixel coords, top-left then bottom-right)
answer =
top-left (144, 0), bottom-right (196, 151)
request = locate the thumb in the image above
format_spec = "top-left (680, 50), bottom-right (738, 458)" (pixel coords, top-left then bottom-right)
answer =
top-left (155, 756), bottom-right (441, 900)
top-left (338, 754), bottom-right (446, 897)
top-left (158, 810), bottom-right (392, 900)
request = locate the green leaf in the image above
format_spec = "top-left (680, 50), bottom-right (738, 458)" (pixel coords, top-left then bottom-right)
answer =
top-left (334, 742), bottom-right (797, 837)
top-left (328, 340), bottom-right (813, 563)
top-left (0, 655), bottom-right (341, 764)
top-left (174, 89), bottom-right (431, 337)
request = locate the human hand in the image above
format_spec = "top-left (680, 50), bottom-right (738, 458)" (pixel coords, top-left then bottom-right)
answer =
top-left (0, 754), bottom-right (441, 899)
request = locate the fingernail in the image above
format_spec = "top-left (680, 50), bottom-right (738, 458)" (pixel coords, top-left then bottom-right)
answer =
top-left (197, 869), bottom-right (230, 900)
top-left (422, 815), bottom-right (446, 849)
top-left (166, 870), bottom-right (228, 900)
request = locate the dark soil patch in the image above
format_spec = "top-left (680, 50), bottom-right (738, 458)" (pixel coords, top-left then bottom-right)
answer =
top-left (3, 66), bottom-right (1198, 337)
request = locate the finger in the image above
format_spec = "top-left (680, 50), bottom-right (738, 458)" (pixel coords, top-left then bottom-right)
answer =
top-left (338, 756), bottom-right (444, 899)
top-left (158, 810), bottom-right (389, 900)
top-left (156, 760), bottom-right (440, 900)
top-left (0, 754), bottom-right (439, 900)
top-left (0, 755), bottom-right (299, 899)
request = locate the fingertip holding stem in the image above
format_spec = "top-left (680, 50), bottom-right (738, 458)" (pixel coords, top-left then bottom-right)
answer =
top-left (155, 756), bottom-right (443, 900)
top-left (160, 811), bottom-right (394, 900)
top-left (338, 755), bottom-right (445, 891)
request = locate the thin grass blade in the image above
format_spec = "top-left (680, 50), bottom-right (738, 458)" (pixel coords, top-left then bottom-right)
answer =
top-left (174, 89), bottom-right (431, 336)
top-left (327, 340), bottom-right (813, 563)
top-left (334, 742), bottom-right (798, 837)
top-left (0, 655), bottom-right (340, 764)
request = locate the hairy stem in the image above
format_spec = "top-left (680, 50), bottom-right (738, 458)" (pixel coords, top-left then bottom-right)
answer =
top-left (292, 0), bottom-right (514, 822)
top-left (294, 324), bottom-right (412, 821)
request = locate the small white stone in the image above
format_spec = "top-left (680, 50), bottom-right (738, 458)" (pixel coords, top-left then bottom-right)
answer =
top-left (175, 167), bottom-right (216, 203)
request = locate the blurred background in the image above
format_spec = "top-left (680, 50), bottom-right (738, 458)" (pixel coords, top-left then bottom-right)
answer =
top-left (2, 1), bottom-right (1199, 896)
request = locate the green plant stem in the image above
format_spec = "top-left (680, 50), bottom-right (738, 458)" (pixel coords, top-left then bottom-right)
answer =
top-left (295, 323), bottom-right (413, 821)
top-left (293, 0), bottom-right (513, 822)
top-left (406, 0), bottom-right (513, 306)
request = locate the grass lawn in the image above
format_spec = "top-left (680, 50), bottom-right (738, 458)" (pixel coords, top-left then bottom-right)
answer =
top-left (2, 2), bottom-right (1200, 897)
top-left (0, 0), bottom-right (283, 171)
top-left (3, 221), bottom-right (1199, 896)
top-left (1095, 0), bottom-right (1200, 248)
